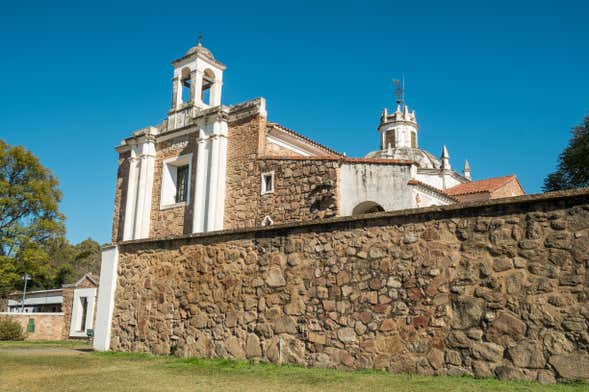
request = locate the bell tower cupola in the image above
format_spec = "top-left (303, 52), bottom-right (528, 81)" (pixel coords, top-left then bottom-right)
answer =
top-left (378, 103), bottom-right (419, 150)
top-left (378, 79), bottom-right (419, 150)
top-left (170, 34), bottom-right (226, 111)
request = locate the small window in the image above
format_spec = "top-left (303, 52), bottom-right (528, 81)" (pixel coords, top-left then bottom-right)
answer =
top-left (411, 132), bottom-right (417, 148)
top-left (262, 216), bottom-right (273, 226)
top-left (175, 165), bottom-right (189, 203)
top-left (261, 172), bottom-right (274, 195)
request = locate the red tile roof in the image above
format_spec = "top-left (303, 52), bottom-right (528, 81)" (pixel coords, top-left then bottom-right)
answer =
top-left (445, 175), bottom-right (518, 196)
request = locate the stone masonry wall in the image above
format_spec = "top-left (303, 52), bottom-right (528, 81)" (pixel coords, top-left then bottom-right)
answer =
top-left (111, 189), bottom-right (589, 383)
top-left (258, 158), bottom-right (339, 225)
top-left (223, 115), bottom-right (266, 230)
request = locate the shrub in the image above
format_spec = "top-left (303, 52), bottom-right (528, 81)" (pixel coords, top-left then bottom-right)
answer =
top-left (0, 318), bottom-right (24, 340)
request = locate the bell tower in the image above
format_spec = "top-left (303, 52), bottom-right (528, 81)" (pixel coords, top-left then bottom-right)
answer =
top-left (170, 35), bottom-right (226, 111)
top-left (378, 104), bottom-right (419, 150)
top-left (377, 79), bottom-right (419, 151)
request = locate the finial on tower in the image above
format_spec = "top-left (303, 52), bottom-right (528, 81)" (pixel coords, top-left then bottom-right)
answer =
top-left (393, 76), bottom-right (405, 109)
top-left (441, 145), bottom-right (451, 170)
top-left (463, 160), bottom-right (471, 180)
top-left (197, 32), bottom-right (203, 47)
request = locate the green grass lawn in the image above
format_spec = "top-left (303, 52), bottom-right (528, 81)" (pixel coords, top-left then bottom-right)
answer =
top-left (0, 341), bottom-right (588, 392)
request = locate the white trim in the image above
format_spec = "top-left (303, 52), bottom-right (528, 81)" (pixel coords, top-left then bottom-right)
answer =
top-left (266, 135), bottom-right (312, 156)
top-left (69, 287), bottom-right (97, 338)
top-left (133, 140), bottom-right (156, 239)
top-left (192, 131), bottom-right (209, 233)
top-left (261, 171), bottom-right (275, 195)
top-left (215, 127), bottom-right (228, 230)
top-left (159, 201), bottom-right (187, 210)
top-left (122, 147), bottom-right (140, 241)
top-left (159, 153), bottom-right (193, 209)
top-left (93, 246), bottom-right (119, 352)
top-left (206, 135), bottom-right (221, 231)
top-left (261, 216), bottom-right (273, 226)
top-left (191, 119), bottom-right (228, 234)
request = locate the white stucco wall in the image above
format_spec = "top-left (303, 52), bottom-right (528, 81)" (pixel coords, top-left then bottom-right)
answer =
top-left (94, 245), bottom-right (119, 351)
top-left (69, 287), bottom-right (97, 338)
top-left (416, 171), bottom-right (464, 190)
top-left (339, 163), bottom-right (414, 216)
top-left (411, 187), bottom-right (453, 208)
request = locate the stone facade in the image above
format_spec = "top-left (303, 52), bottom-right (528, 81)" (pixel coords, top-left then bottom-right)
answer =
top-left (112, 151), bottom-right (130, 243)
top-left (257, 157), bottom-right (339, 224)
top-left (223, 115), bottom-right (266, 230)
top-left (109, 189), bottom-right (589, 383)
top-left (149, 136), bottom-right (197, 238)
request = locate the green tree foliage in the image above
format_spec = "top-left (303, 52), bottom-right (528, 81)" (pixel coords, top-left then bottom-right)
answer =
top-left (0, 140), bottom-right (65, 296)
top-left (48, 237), bottom-right (101, 286)
top-left (0, 140), bottom-right (102, 298)
top-left (544, 115), bottom-right (589, 191)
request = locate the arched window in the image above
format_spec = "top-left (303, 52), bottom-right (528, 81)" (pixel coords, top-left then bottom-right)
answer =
top-left (352, 201), bottom-right (385, 215)
top-left (384, 130), bottom-right (395, 149)
top-left (411, 132), bottom-right (417, 148)
top-left (181, 67), bottom-right (191, 104)
top-left (202, 69), bottom-right (215, 105)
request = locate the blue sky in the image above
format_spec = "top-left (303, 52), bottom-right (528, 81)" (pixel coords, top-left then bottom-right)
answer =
top-left (1, 0), bottom-right (588, 244)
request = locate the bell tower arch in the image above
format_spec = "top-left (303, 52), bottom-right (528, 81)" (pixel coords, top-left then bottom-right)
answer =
top-left (170, 36), bottom-right (226, 111)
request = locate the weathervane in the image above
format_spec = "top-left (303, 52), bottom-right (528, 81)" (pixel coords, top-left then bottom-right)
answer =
top-left (393, 76), bottom-right (405, 108)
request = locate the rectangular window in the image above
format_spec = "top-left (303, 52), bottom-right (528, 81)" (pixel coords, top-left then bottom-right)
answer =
top-left (384, 131), bottom-right (395, 149)
top-left (175, 165), bottom-right (189, 203)
top-left (261, 172), bottom-right (274, 195)
top-left (411, 132), bottom-right (417, 148)
top-left (160, 154), bottom-right (192, 208)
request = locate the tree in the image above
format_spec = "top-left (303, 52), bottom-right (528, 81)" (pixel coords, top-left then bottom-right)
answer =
top-left (544, 115), bottom-right (589, 191)
top-left (47, 237), bottom-right (101, 286)
top-left (0, 140), bottom-right (65, 296)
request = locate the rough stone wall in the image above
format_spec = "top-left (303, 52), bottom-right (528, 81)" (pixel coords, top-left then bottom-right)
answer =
top-left (149, 135), bottom-right (197, 238)
top-left (111, 190), bottom-right (589, 383)
top-left (1, 313), bottom-right (65, 340)
top-left (223, 115), bottom-right (266, 230)
top-left (112, 151), bottom-right (130, 242)
top-left (258, 158), bottom-right (339, 225)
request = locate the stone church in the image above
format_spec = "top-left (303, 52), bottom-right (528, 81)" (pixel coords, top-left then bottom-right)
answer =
top-left (112, 41), bottom-right (524, 241)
